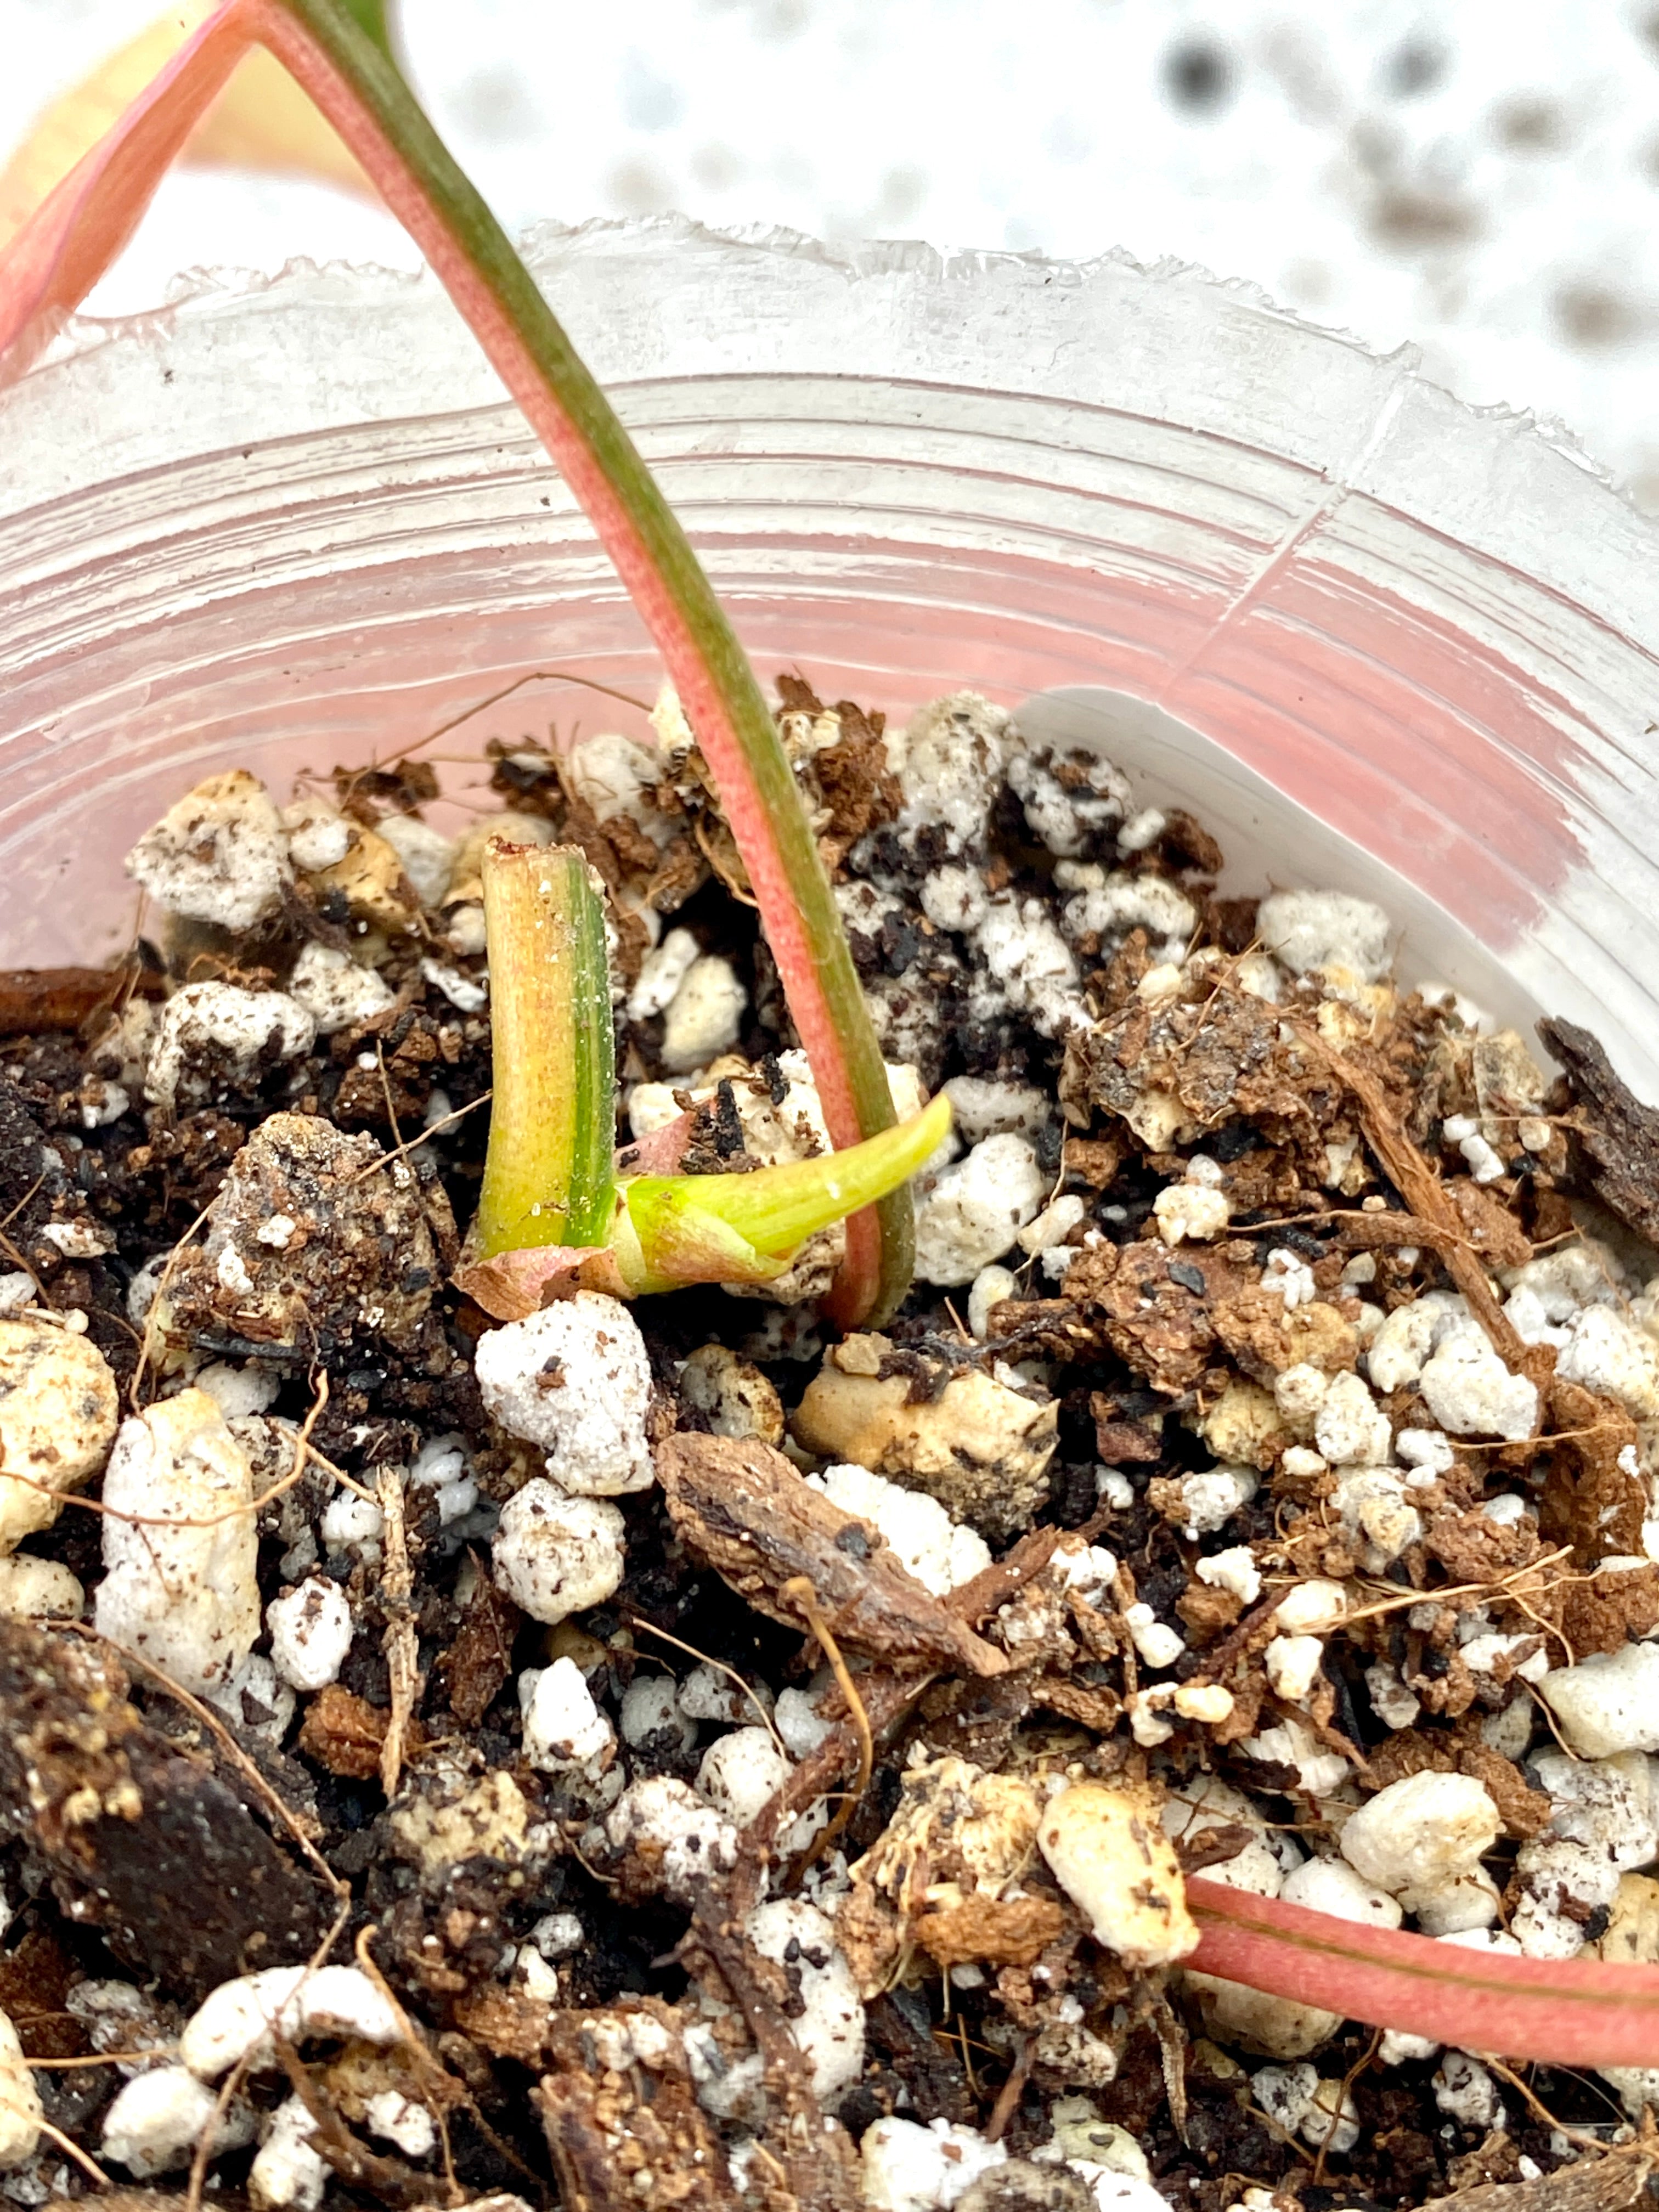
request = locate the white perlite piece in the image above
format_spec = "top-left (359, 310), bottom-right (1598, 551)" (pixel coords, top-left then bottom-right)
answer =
top-left (0, 2011), bottom-right (41, 2168)
top-left (1556, 1305), bottom-right (1659, 1421)
top-left (180, 1966), bottom-right (402, 2081)
top-left (1195, 1546), bottom-right (1261, 1606)
top-left (265, 1577), bottom-right (353, 1691)
top-left (375, 812), bottom-right (455, 907)
top-left (619, 1676), bottom-right (697, 1754)
top-left (893, 690), bottom-right (1012, 852)
top-left (605, 1776), bottom-right (737, 1905)
top-left (805, 1461), bottom-right (990, 1597)
top-left (520, 1657), bottom-right (615, 1770)
top-left (126, 770), bottom-right (293, 933)
top-left (698, 1728), bottom-right (791, 1828)
top-left (1280, 1857), bottom-right (1403, 1928)
top-left (627, 927), bottom-right (699, 1021)
top-left (145, 982), bottom-right (315, 1111)
top-left (286, 942), bottom-right (397, 1036)
top-left (1153, 1181), bottom-right (1231, 1245)
top-left (1538, 1641), bottom-right (1659, 1757)
top-left (1339, 1772), bottom-right (1500, 1901)
top-left (660, 953), bottom-right (746, 1073)
top-left (861, 2115), bottom-right (1007, 2210)
top-left (745, 1899), bottom-right (864, 2101)
top-left (247, 2096), bottom-right (328, 2212)
top-left (490, 1482), bottom-right (626, 1624)
top-left (967, 1263), bottom-right (1018, 1340)
top-left (475, 1293), bottom-right (654, 1496)
top-left (101, 2064), bottom-right (250, 2177)
top-left (1312, 1372), bottom-right (1392, 1466)
top-left (912, 1132), bottom-right (1048, 1286)
top-left (0, 1553), bottom-right (84, 1619)
top-left (1257, 889), bottom-right (1391, 982)
top-left (1038, 1782), bottom-right (1199, 1968)
top-left (0, 1313), bottom-right (119, 1552)
top-left (95, 1388), bottom-right (261, 1694)
top-left (1420, 1319), bottom-right (1538, 1441)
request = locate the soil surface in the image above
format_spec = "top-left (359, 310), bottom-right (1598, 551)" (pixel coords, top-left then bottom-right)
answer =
top-left (0, 678), bottom-right (1655, 2212)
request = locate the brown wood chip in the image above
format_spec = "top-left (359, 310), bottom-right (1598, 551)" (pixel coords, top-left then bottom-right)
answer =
top-left (656, 1432), bottom-right (1009, 1676)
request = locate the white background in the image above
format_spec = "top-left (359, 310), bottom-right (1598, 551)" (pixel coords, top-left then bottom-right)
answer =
top-left (5, 0), bottom-right (1659, 506)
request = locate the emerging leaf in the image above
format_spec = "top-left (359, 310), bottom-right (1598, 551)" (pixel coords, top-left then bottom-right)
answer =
top-left (615, 1092), bottom-right (953, 1297)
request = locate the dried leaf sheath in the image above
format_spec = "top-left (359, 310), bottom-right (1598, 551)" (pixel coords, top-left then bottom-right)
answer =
top-left (476, 840), bottom-right (614, 1258)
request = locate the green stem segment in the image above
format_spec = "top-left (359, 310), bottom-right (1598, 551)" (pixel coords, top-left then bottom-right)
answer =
top-left (475, 840), bottom-right (614, 1259)
top-left (253, 0), bottom-right (908, 1324)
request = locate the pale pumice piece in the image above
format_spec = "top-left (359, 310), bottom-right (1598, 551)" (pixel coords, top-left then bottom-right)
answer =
top-left (264, 1576), bottom-right (354, 1691)
top-left (1195, 1547), bottom-right (1261, 1606)
top-left (286, 941), bottom-right (397, 1036)
top-left (1538, 1641), bottom-right (1659, 1757)
top-left (1273, 1579), bottom-right (1347, 1635)
top-left (911, 1132), bottom-right (1048, 1285)
top-left (1153, 1182), bottom-right (1231, 1245)
top-left (490, 1482), bottom-right (626, 1624)
top-left (676, 1661), bottom-right (773, 1727)
top-left (659, 953), bottom-right (746, 1073)
top-left (619, 1675), bottom-right (697, 1754)
top-left (143, 982), bottom-right (315, 1112)
top-left (519, 1657), bottom-right (615, 1770)
top-left (95, 1387), bottom-right (261, 1694)
top-left (1280, 1857), bottom-right (1403, 1928)
top-left (0, 1553), bottom-right (83, 1620)
top-left (627, 927), bottom-right (699, 1021)
top-left (101, 2064), bottom-right (252, 2176)
top-left (1037, 1782), bottom-right (1199, 1968)
top-left (860, 2116), bottom-right (1008, 2212)
top-left (1174, 1464), bottom-right (1257, 1538)
top-left (374, 812), bottom-right (455, 906)
top-left (474, 1293), bottom-right (654, 1496)
top-left (279, 797), bottom-right (351, 873)
top-left (805, 1460), bottom-right (990, 1597)
top-left (362, 2090), bottom-right (436, 2158)
top-left (388, 1765), bottom-right (530, 1877)
top-left (0, 1314), bottom-right (118, 1553)
top-left (968, 1263), bottom-right (1018, 1339)
top-left (939, 1075), bottom-right (1052, 1143)
top-left (180, 1966), bottom-right (402, 2081)
top-left (247, 2095), bottom-right (328, 2212)
top-left (698, 1728), bottom-right (791, 1828)
top-left (1257, 889), bottom-right (1391, 981)
top-left (1265, 1633), bottom-right (1325, 1703)
top-left (126, 769), bottom-right (293, 932)
top-left (676, 1342), bottom-right (785, 1445)
top-left (745, 1899), bottom-right (865, 2100)
top-left (0, 2011), bottom-right (41, 2169)
top-left (1338, 1771), bottom-right (1500, 1897)
top-left (605, 1777), bottom-right (737, 1906)
top-left (1419, 1318), bottom-right (1539, 1441)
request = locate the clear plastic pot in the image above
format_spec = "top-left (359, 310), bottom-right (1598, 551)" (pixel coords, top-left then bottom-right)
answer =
top-left (1, 222), bottom-right (1656, 1087)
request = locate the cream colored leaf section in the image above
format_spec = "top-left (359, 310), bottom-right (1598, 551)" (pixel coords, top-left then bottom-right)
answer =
top-left (0, 4), bottom-right (373, 249)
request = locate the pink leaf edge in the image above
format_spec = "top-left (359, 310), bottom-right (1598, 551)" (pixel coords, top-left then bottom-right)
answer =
top-left (1188, 1876), bottom-right (1659, 2067)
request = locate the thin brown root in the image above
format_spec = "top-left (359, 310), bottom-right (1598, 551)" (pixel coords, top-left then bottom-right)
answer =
top-left (628, 1614), bottom-right (788, 1760)
top-left (37, 2117), bottom-right (111, 2189)
top-left (780, 1574), bottom-right (872, 1864)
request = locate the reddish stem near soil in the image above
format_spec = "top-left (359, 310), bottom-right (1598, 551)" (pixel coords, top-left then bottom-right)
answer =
top-left (0, 0), bottom-right (905, 1323)
top-left (1188, 1877), bottom-right (1659, 2068)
